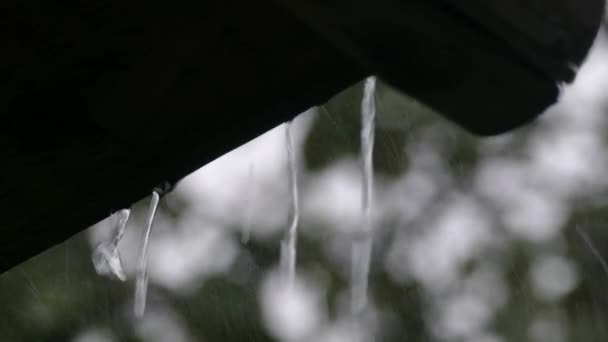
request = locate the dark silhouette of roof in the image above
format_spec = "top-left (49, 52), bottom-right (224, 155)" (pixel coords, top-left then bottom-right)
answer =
top-left (0, 0), bottom-right (604, 273)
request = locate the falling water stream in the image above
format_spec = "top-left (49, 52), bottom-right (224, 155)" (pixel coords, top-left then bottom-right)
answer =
top-left (134, 191), bottom-right (160, 318)
top-left (92, 209), bottom-right (131, 280)
top-left (351, 76), bottom-right (377, 314)
top-left (280, 121), bottom-right (300, 284)
top-left (576, 225), bottom-right (608, 277)
top-left (90, 80), bottom-right (375, 319)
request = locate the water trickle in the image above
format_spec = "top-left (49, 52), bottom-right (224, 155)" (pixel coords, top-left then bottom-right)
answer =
top-left (351, 76), bottom-right (377, 314)
top-left (280, 121), bottom-right (300, 284)
top-left (92, 209), bottom-right (131, 281)
top-left (576, 225), bottom-right (608, 277)
top-left (134, 191), bottom-right (160, 318)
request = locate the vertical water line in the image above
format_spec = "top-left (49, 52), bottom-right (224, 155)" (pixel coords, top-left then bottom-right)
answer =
top-left (281, 121), bottom-right (300, 285)
top-left (351, 76), bottom-right (377, 314)
top-left (134, 191), bottom-right (160, 318)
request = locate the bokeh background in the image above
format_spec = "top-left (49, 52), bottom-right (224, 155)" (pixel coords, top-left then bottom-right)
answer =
top-left (2, 25), bottom-right (608, 342)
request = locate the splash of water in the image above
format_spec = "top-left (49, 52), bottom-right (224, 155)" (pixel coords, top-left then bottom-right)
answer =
top-left (134, 191), bottom-right (160, 318)
top-left (351, 76), bottom-right (377, 314)
top-left (280, 121), bottom-right (300, 284)
top-left (92, 209), bottom-right (131, 281)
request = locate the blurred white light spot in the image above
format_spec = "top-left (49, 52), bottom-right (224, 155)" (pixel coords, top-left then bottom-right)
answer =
top-left (384, 170), bottom-right (438, 226)
top-left (316, 319), bottom-right (372, 342)
top-left (530, 255), bottom-right (579, 302)
top-left (529, 315), bottom-right (565, 342)
top-left (136, 309), bottom-right (191, 342)
top-left (304, 160), bottom-right (363, 234)
top-left (149, 226), bottom-right (238, 292)
top-left (530, 131), bottom-right (607, 196)
top-left (259, 272), bottom-right (325, 342)
top-left (408, 195), bottom-right (492, 292)
top-left (503, 190), bottom-right (566, 242)
top-left (476, 159), bottom-right (566, 242)
top-left (435, 294), bottom-right (492, 340)
top-left (465, 265), bottom-right (507, 310)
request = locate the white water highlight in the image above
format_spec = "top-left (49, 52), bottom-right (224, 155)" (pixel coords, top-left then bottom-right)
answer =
top-left (280, 121), bottom-right (300, 284)
top-left (351, 76), bottom-right (377, 314)
top-left (134, 191), bottom-right (160, 318)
